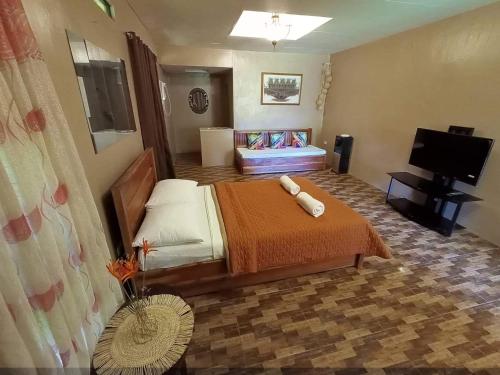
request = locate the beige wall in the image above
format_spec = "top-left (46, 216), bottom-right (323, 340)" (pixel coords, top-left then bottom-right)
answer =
top-left (322, 2), bottom-right (500, 245)
top-left (23, 0), bottom-right (156, 252)
top-left (166, 72), bottom-right (233, 153)
top-left (160, 45), bottom-right (233, 68)
top-left (233, 51), bottom-right (328, 145)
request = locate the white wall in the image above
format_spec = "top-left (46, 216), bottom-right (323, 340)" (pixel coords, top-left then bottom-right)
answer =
top-left (167, 72), bottom-right (232, 154)
top-left (158, 67), bottom-right (176, 162)
top-left (159, 48), bottom-right (329, 146)
top-left (233, 51), bottom-right (328, 145)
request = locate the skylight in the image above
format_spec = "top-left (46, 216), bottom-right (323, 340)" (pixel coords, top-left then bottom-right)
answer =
top-left (230, 11), bottom-right (332, 41)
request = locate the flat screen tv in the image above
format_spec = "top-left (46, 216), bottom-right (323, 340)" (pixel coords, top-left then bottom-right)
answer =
top-left (409, 128), bottom-right (494, 186)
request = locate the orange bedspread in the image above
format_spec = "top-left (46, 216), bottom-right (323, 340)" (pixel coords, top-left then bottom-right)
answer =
top-left (214, 177), bottom-right (391, 274)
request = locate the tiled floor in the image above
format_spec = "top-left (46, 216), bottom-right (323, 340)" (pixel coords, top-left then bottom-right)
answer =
top-left (175, 153), bottom-right (500, 373)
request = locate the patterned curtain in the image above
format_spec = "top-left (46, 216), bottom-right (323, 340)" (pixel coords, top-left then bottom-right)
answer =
top-left (0, 0), bottom-right (122, 369)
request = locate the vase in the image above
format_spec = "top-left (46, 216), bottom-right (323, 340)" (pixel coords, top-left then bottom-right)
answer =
top-left (128, 298), bottom-right (159, 344)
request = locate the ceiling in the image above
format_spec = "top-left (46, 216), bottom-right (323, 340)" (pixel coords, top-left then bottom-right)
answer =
top-left (160, 65), bottom-right (231, 74)
top-left (128, 0), bottom-right (499, 54)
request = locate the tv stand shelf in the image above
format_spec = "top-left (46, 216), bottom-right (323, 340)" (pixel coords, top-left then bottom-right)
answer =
top-left (386, 172), bottom-right (481, 236)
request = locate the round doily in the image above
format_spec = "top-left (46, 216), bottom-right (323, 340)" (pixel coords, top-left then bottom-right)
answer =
top-left (93, 294), bottom-right (193, 374)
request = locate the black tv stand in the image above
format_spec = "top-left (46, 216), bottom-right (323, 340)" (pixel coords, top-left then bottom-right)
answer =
top-left (386, 172), bottom-right (481, 236)
top-left (431, 173), bottom-right (455, 189)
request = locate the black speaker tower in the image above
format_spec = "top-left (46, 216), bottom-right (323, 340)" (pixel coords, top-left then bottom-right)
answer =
top-left (332, 135), bottom-right (353, 174)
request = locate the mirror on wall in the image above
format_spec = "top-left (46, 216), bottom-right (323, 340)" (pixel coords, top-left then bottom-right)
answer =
top-left (66, 30), bottom-right (136, 153)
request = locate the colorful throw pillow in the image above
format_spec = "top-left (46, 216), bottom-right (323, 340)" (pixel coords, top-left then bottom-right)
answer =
top-left (247, 132), bottom-right (265, 150)
top-left (269, 132), bottom-right (286, 149)
top-left (292, 131), bottom-right (308, 148)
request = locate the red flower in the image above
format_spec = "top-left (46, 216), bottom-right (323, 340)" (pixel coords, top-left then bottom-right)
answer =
top-left (2, 213), bottom-right (30, 243)
top-left (24, 108), bottom-right (46, 132)
top-left (3, 206), bottom-right (42, 243)
top-left (0, 0), bottom-right (42, 62)
top-left (27, 280), bottom-right (64, 312)
top-left (53, 183), bottom-right (68, 205)
top-left (122, 254), bottom-right (139, 281)
top-left (106, 254), bottom-right (139, 283)
top-left (142, 238), bottom-right (156, 258)
top-left (106, 260), bottom-right (125, 282)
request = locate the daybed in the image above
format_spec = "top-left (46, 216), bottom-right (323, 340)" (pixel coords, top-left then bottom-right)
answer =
top-left (234, 128), bottom-right (327, 174)
top-left (111, 148), bottom-right (391, 297)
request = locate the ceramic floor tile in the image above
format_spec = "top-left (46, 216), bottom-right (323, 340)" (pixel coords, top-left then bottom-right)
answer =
top-left (175, 154), bottom-right (500, 372)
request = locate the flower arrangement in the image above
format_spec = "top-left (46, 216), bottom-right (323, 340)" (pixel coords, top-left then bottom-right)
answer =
top-left (106, 239), bottom-right (158, 344)
top-left (106, 253), bottom-right (139, 284)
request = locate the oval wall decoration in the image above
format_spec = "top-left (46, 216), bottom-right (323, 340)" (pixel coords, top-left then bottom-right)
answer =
top-left (188, 88), bottom-right (209, 114)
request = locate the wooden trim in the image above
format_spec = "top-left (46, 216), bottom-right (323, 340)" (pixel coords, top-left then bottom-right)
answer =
top-left (235, 152), bottom-right (243, 174)
top-left (139, 259), bottom-right (227, 286)
top-left (238, 154), bottom-right (326, 175)
top-left (261, 72), bottom-right (303, 105)
top-left (111, 148), bottom-right (157, 257)
top-left (137, 255), bottom-right (359, 297)
top-left (356, 254), bottom-right (365, 269)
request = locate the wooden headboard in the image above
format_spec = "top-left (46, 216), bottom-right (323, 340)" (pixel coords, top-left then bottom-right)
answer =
top-left (111, 148), bottom-right (157, 257)
top-left (234, 128), bottom-right (313, 148)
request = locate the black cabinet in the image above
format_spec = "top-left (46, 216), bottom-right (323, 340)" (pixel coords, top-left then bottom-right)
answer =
top-left (386, 172), bottom-right (481, 236)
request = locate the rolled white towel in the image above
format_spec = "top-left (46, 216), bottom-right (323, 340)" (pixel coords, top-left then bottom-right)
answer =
top-left (296, 192), bottom-right (325, 217)
top-left (279, 175), bottom-right (300, 196)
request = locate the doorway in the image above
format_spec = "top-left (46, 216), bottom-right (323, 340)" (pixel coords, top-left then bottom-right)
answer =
top-left (158, 65), bottom-right (233, 166)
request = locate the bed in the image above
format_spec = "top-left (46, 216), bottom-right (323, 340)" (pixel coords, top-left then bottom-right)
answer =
top-left (215, 177), bottom-right (390, 274)
top-left (236, 145), bottom-right (326, 159)
top-left (234, 128), bottom-right (327, 174)
top-left (111, 148), bottom-right (391, 296)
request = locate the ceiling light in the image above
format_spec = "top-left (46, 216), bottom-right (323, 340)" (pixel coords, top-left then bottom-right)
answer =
top-left (265, 13), bottom-right (290, 49)
top-left (230, 10), bottom-right (331, 45)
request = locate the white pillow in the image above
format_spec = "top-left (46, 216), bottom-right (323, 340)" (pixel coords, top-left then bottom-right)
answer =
top-left (133, 203), bottom-right (203, 247)
top-left (145, 179), bottom-right (198, 208)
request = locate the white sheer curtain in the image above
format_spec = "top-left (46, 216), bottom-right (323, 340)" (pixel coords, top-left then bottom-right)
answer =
top-left (159, 79), bottom-right (176, 163)
top-left (0, 0), bottom-right (122, 370)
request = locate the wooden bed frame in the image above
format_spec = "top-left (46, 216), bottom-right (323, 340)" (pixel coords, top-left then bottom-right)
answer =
top-left (234, 128), bottom-right (327, 175)
top-left (111, 148), bottom-right (363, 297)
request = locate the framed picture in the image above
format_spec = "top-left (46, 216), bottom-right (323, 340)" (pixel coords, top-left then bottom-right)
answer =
top-left (261, 72), bottom-right (303, 105)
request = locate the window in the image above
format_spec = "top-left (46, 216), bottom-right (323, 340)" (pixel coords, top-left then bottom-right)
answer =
top-left (94, 0), bottom-right (114, 19)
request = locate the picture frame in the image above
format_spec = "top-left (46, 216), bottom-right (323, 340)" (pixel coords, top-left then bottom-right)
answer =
top-left (261, 72), bottom-right (303, 105)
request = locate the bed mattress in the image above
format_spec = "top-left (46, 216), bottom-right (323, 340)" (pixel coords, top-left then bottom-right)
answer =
top-left (236, 146), bottom-right (326, 159)
top-left (139, 185), bottom-right (225, 271)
